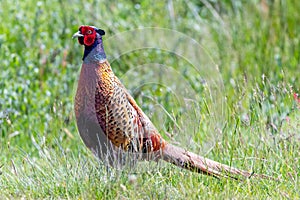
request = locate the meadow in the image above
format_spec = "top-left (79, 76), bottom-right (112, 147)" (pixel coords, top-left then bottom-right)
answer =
top-left (0, 0), bottom-right (299, 199)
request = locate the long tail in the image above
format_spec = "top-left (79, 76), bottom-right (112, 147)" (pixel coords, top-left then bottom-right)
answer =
top-left (161, 143), bottom-right (273, 180)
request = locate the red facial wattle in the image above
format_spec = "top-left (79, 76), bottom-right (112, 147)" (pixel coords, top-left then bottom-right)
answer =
top-left (78, 26), bottom-right (96, 46)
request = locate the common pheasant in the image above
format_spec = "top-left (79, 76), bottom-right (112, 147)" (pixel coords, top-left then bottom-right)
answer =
top-left (73, 25), bottom-right (271, 180)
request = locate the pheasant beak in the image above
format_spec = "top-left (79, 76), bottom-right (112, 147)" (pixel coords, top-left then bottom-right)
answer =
top-left (72, 31), bottom-right (84, 39)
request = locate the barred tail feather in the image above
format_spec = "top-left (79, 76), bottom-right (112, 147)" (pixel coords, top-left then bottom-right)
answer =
top-left (161, 143), bottom-right (273, 180)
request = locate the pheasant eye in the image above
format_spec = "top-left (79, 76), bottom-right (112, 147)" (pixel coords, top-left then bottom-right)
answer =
top-left (87, 30), bottom-right (92, 34)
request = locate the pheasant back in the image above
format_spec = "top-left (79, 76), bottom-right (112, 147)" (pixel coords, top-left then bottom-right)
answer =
top-left (94, 61), bottom-right (142, 151)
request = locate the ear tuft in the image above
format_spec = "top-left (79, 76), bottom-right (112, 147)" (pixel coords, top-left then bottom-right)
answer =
top-left (96, 29), bottom-right (105, 36)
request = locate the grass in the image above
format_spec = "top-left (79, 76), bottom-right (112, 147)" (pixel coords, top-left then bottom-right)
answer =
top-left (0, 0), bottom-right (299, 199)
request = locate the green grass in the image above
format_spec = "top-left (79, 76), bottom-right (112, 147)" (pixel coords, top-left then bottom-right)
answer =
top-left (0, 0), bottom-right (299, 199)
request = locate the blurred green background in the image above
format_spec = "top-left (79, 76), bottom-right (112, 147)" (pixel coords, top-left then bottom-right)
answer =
top-left (0, 0), bottom-right (299, 199)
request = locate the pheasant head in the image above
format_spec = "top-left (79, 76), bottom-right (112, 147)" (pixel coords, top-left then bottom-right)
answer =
top-left (72, 25), bottom-right (106, 62)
